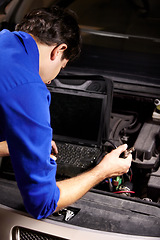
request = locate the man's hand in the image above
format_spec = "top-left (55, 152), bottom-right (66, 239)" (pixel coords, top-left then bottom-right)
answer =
top-left (50, 140), bottom-right (58, 161)
top-left (0, 141), bottom-right (10, 157)
top-left (98, 144), bottom-right (132, 178)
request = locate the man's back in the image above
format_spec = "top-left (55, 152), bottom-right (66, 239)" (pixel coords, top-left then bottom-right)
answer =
top-left (0, 29), bottom-right (60, 219)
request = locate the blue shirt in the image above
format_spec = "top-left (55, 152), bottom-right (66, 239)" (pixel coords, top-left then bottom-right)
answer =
top-left (0, 30), bottom-right (60, 219)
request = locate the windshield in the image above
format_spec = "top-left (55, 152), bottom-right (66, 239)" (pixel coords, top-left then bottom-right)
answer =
top-left (67, 0), bottom-right (160, 55)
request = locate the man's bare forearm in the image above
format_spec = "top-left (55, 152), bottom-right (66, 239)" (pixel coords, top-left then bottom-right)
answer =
top-left (0, 141), bottom-right (10, 157)
top-left (56, 164), bottom-right (105, 211)
top-left (55, 144), bottom-right (132, 212)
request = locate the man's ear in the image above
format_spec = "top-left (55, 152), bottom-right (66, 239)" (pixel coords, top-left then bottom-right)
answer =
top-left (51, 44), bottom-right (67, 60)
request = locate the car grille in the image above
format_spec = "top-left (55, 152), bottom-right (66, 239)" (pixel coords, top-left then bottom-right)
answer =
top-left (12, 227), bottom-right (68, 240)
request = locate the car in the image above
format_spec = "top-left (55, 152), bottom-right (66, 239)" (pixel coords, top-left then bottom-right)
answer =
top-left (0, 0), bottom-right (160, 239)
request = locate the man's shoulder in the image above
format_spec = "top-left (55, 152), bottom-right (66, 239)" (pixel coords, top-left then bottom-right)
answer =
top-left (0, 29), bottom-right (39, 66)
top-left (0, 29), bottom-right (41, 94)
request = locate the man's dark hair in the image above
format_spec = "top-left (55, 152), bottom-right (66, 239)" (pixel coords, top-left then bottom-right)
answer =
top-left (15, 5), bottom-right (81, 61)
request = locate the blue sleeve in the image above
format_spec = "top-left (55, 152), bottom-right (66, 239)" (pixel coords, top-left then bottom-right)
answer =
top-left (1, 83), bottom-right (60, 219)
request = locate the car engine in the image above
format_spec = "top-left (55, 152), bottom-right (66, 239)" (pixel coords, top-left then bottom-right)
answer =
top-left (95, 92), bottom-right (160, 204)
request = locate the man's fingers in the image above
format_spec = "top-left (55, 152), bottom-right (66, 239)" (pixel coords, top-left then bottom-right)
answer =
top-left (50, 154), bottom-right (57, 161)
top-left (51, 140), bottom-right (58, 155)
top-left (113, 144), bottom-right (128, 156)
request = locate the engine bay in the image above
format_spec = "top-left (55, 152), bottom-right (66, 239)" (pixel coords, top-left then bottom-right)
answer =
top-left (95, 93), bottom-right (160, 204)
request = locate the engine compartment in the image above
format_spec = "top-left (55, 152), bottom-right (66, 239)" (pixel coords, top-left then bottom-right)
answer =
top-left (95, 93), bottom-right (160, 204)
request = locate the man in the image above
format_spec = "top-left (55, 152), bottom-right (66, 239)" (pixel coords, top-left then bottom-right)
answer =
top-left (0, 6), bottom-right (132, 219)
